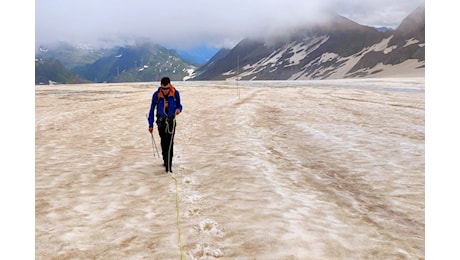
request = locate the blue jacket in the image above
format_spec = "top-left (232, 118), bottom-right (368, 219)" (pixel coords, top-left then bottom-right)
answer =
top-left (148, 85), bottom-right (182, 128)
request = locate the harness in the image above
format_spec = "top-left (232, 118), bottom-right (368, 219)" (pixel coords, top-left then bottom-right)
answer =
top-left (156, 89), bottom-right (179, 132)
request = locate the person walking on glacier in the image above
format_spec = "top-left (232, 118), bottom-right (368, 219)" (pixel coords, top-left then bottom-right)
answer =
top-left (147, 77), bottom-right (183, 173)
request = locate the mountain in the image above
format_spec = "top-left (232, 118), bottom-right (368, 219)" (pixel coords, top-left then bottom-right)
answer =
top-left (36, 42), bottom-right (195, 84)
top-left (176, 44), bottom-right (220, 65)
top-left (188, 48), bottom-right (232, 79)
top-left (375, 27), bottom-right (393, 33)
top-left (71, 43), bottom-right (192, 83)
top-left (35, 58), bottom-right (90, 85)
top-left (36, 42), bottom-right (110, 70)
top-left (191, 5), bottom-right (424, 80)
top-left (346, 5), bottom-right (425, 77)
top-left (35, 5), bottom-right (424, 84)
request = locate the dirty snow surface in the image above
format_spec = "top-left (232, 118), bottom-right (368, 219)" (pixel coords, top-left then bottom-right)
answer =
top-left (36, 78), bottom-right (425, 259)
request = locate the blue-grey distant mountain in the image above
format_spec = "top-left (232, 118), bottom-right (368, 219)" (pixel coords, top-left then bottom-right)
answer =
top-left (189, 48), bottom-right (232, 78)
top-left (176, 44), bottom-right (220, 65)
top-left (191, 4), bottom-right (424, 80)
top-left (375, 27), bottom-right (393, 33)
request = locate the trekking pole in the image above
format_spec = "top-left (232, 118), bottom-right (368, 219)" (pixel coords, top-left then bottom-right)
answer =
top-left (146, 114), bottom-right (160, 158)
top-left (150, 132), bottom-right (160, 158)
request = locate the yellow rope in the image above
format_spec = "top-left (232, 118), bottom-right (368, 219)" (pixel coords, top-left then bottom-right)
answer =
top-left (165, 117), bottom-right (184, 258)
top-left (170, 173), bottom-right (185, 260)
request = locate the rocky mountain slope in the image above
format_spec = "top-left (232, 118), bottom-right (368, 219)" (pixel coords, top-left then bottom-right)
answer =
top-left (191, 5), bottom-right (424, 80)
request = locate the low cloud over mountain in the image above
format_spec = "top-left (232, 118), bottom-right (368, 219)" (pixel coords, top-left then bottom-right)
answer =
top-left (35, 5), bottom-right (424, 84)
top-left (192, 5), bottom-right (424, 80)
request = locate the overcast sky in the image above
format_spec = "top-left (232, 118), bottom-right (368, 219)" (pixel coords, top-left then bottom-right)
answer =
top-left (35, 0), bottom-right (425, 50)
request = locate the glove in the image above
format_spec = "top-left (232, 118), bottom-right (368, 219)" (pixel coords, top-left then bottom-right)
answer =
top-left (148, 127), bottom-right (153, 133)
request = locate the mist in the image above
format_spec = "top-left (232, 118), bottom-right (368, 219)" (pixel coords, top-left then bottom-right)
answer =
top-left (35, 0), bottom-right (424, 50)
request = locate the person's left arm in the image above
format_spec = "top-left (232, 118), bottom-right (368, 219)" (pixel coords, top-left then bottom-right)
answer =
top-left (175, 90), bottom-right (183, 115)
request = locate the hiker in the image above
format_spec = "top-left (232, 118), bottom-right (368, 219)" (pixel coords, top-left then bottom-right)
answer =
top-left (148, 77), bottom-right (183, 173)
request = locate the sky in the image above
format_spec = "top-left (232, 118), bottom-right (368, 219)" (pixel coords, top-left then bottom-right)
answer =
top-left (35, 0), bottom-right (425, 50)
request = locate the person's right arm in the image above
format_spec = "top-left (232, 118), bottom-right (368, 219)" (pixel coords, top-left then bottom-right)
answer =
top-left (148, 92), bottom-right (158, 132)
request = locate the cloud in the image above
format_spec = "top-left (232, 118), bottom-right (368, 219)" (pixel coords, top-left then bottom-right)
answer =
top-left (35, 0), bottom-right (424, 50)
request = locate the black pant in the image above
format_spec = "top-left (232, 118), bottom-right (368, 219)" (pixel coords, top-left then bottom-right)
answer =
top-left (157, 118), bottom-right (176, 172)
